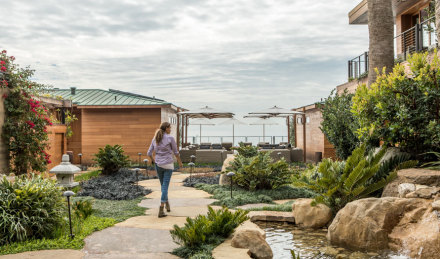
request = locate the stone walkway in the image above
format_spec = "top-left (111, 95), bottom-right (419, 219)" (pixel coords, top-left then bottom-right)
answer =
top-left (1, 172), bottom-right (220, 259)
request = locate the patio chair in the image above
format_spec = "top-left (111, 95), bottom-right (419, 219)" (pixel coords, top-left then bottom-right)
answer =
top-left (259, 149), bottom-right (291, 162)
top-left (199, 143), bottom-right (212, 150)
top-left (242, 142), bottom-right (253, 147)
top-left (211, 143), bottom-right (223, 150)
top-left (221, 142), bottom-right (233, 151)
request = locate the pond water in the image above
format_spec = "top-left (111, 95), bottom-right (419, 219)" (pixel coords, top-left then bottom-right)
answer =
top-left (254, 221), bottom-right (410, 259)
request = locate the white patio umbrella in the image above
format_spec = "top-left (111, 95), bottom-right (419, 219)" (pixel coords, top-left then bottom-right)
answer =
top-left (250, 118), bottom-right (278, 141)
top-left (178, 106), bottom-right (234, 119)
top-left (249, 105), bottom-right (303, 116)
top-left (217, 117), bottom-right (247, 146)
top-left (190, 118), bottom-right (215, 144)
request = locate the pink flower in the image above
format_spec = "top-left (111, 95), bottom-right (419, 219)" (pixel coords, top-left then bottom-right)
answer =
top-left (0, 61), bottom-right (5, 65)
top-left (2, 94), bottom-right (7, 99)
top-left (1, 50), bottom-right (6, 54)
top-left (0, 66), bottom-right (6, 72)
top-left (1, 80), bottom-right (7, 87)
top-left (9, 56), bottom-right (15, 61)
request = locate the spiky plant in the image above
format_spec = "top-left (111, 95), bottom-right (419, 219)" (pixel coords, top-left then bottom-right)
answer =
top-left (422, 152), bottom-right (440, 170)
top-left (293, 144), bottom-right (417, 214)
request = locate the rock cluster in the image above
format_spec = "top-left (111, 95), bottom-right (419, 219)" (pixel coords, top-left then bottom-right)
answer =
top-left (219, 154), bottom-right (235, 185)
top-left (292, 198), bottom-right (332, 228)
top-left (231, 221), bottom-right (273, 259)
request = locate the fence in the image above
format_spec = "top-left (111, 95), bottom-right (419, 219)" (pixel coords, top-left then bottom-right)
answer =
top-left (347, 16), bottom-right (437, 80)
top-left (187, 135), bottom-right (288, 146)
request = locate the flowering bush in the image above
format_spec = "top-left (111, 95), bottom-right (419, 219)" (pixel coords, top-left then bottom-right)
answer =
top-left (0, 50), bottom-right (52, 175)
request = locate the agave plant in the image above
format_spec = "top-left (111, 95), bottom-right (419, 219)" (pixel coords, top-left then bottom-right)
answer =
top-left (293, 144), bottom-right (417, 214)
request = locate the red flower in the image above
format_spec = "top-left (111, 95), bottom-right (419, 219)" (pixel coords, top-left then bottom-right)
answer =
top-left (2, 94), bottom-right (7, 99)
top-left (26, 120), bottom-right (35, 128)
top-left (28, 85), bottom-right (32, 89)
top-left (0, 66), bottom-right (6, 72)
top-left (1, 50), bottom-right (6, 54)
top-left (9, 56), bottom-right (15, 61)
top-left (47, 160), bottom-right (52, 164)
top-left (0, 61), bottom-right (4, 65)
top-left (1, 80), bottom-right (7, 87)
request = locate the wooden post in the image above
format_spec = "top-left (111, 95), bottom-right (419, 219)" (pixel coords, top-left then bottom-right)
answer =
top-left (176, 109), bottom-right (180, 149)
top-left (185, 115), bottom-right (188, 146)
top-left (287, 116), bottom-right (290, 145)
top-left (303, 107), bottom-right (306, 163)
top-left (293, 114), bottom-right (297, 147)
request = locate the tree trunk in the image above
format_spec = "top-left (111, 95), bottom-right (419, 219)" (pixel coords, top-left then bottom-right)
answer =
top-left (436, 0), bottom-right (440, 45)
top-left (367, 0), bottom-right (394, 86)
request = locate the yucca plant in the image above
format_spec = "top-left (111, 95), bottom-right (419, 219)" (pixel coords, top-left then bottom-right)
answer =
top-left (422, 152), bottom-right (440, 170)
top-left (293, 144), bottom-right (417, 214)
top-left (73, 199), bottom-right (94, 219)
top-left (93, 144), bottom-right (130, 175)
top-left (0, 175), bottom-right (64, 245)
top-left (170, 206), bottom-right (248, 248)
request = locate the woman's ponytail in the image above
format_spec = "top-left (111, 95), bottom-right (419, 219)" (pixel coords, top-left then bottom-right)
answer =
top-left (155, 122), bottom-right (171, 144)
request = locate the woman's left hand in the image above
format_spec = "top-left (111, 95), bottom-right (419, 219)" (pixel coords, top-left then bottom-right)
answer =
top-left (178, 161), bottom-right (183, 168)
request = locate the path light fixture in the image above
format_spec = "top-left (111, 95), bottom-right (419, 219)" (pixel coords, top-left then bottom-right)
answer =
top-left (190, 155), bottom-right (196, 163)
top-left (134, 168), bottom-right (140, 185)
top-left (138, 153), bottom-right (142, 166)
top-left (277, 152), bottom-right (282, 161)
top-left (226, 172), bottom-right (235, 198)
top-left (63, 190), bottom-right (75, 239)
top-left (188, 162), bottom-right (195, 183)
top-left (78, 153), bottom-right (82, 170)
top-left (143, 159), bottom-right (149, 179)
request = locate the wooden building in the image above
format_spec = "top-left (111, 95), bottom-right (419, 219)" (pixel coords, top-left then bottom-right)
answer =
top-left (49, 88), bottom-right (182, 165)
top-left (292, 104), bottom-right (336, 163)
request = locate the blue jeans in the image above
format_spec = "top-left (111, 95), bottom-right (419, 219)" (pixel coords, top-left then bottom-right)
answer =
top-left (155, 165), bottom-right (173, 203)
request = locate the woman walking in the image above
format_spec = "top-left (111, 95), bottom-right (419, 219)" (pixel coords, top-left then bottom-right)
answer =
top-left (147, 122), bottom-right (183, 218)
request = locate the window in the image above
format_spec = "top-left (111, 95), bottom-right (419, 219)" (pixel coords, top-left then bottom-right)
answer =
top-left (169, 117), bottom-right (177, 125)
top-left (306, 117), bottom-right (310, 124)
top-left (297, 117), bottom-right (302, 124)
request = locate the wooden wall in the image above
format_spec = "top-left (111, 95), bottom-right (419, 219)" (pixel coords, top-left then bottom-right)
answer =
top-left (46, 125), bottom-right (67, 170)
top-left (67, 108), bottom-right (82, 164)
top-left (78, 108), bottom-right (162, 164)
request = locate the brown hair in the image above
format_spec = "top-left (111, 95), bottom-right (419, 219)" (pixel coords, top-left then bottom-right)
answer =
top-left (155, 122), bottom-right (171, 144)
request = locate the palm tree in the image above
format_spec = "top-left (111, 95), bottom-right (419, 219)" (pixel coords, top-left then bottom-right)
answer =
top-left (436, 0), bottom-right (440, 44)
top-left (367, 0), bottom-right (394, 86)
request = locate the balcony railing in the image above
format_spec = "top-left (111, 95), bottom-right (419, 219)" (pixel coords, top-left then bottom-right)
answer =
top-left (348, 16), bottom-right (437, 80)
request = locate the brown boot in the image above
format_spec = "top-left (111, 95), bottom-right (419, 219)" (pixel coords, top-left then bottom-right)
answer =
top-left (158, 206), bottom-right (167, 218)
top-left (165, 201), bottom-right (171, 212)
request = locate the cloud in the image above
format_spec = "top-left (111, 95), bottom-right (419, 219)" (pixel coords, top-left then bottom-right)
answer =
top-left (0, 0), bottom-right (368, 113)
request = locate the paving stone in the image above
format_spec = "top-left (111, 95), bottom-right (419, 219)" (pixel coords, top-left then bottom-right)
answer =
top-left (146, 189), bottom-right (212, 199)
top-left (139, 198), bottom-right (217, 209)
top-left (212, 237), bottom-right (251, 259)
top-left (84, 252), bottom-right (179, 259)
top-left (84, 227), bottom-right (178, 254)
top-left (0, 250), bottom-right (84, 259)
top-left (116, 215), bottom-right (188, 230)
top-left (248, 211), bottom-right (295, 223)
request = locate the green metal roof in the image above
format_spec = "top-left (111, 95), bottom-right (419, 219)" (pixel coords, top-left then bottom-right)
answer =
top-left (47, 88), bottom-right (172, 106)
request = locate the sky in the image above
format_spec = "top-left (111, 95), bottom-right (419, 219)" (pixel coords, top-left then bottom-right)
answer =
top-left (0, 0), bottom-right (368, 143)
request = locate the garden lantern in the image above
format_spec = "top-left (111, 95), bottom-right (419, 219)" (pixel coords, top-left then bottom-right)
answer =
top-left (188, 162), bottom-right (195, 183)
top-left (227, 172), bottom-right (235, 198)
top-left (50, 154), bottom-right (80, 188)
top-left (138, 152), bottom-right (142, 165)
top-left (63, 190), bottom-right (75, 239)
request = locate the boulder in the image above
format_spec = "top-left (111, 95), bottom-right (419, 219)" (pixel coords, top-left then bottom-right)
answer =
top-left (382, 169), bottom-right (440, 197)
top-left (292, 198), bottom-right (332, 229)
top-left (405, 187), bottom-right (440, 199)
top-left (388, 204), bottom-right (440, 258)
top-left (432, 200), bottom-right (440, 210)
top-left (220, 154), bottom-right (235, 185)
top-left (231, 229), bottom-right (273, 259)
top-left (328, 197), bottom-right (440, 258)
top-left (327, 197), bottom-right (431, 251)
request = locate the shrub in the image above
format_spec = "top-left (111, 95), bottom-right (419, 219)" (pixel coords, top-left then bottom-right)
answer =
top-left (72, 199), bottom-right (93, 220)
top-left (232, 143), bottom-right (259, 158)
top-left (170, 206), bottom-right (248, 258)
top-left (227, 152), bottom-right (291, 190)
top-left (352, 51), bottom-right (440, 158)
top-left (422, 152), bottom-right (440, 170)
top-left (0, 175), bottom-right (64, 245)
top-left (318, 89), bottom-right (360, 159)
top-left (293, 145), bottom-right (417, 214)
top-left (77, 168), bottom-right (152, 200)
top-left (93, 144), bottom-right (130, 175)
top-left (195, 184), bottom-right (314, 208)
